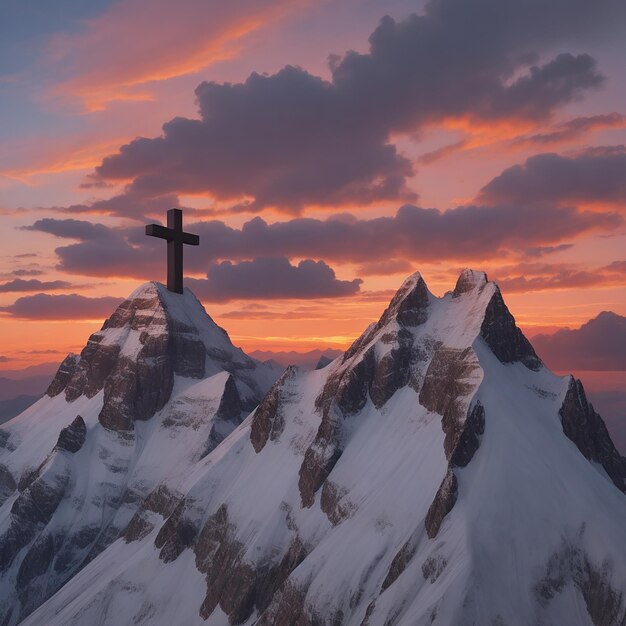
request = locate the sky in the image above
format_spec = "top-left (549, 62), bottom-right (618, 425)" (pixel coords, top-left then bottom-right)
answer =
top-left (1, 0), bottom-right (625, 380)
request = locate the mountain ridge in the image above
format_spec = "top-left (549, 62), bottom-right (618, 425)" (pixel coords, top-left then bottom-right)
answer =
top-left (2, 271), bottom-right (625, 626)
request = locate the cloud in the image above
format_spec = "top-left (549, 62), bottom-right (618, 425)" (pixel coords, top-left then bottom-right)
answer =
top-left (494, 261), bottom-right (626, 293)
top-left (0, 356), bottom-right (11, 363)
top-left (0, 279), bottom-right (74, 293)
top-left (511, 113), bottom-right (625, 147)
top-left (0, 294), bottom-right (123, 320)
top-left (532, 311), bottom-right (626, 371)
top-left (46, 0), bottom-right (301, 111)
top-left (26, 204), bottom-right (619, 280)
top-left (23, 218), bottom-right (116, 240)
top-left (355, 259), bottom-right (414, 276)
top-left (90, 0), bottom-right (622, 213)
top-left (478, 149), bottom-right (626, 206)
top-left (187, 258), bottom-right (362, 301)
top-left (11, 269), bottom-right (44, 277)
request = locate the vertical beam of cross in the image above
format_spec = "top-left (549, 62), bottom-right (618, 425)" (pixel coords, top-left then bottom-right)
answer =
top-left (145, 208), bottom-right (199, 294)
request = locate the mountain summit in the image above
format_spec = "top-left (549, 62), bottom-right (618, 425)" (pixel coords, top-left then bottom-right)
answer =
top-left (0, 282), bottom-right (279, 623)
top-left (2, 272), bottom-right (626, 626)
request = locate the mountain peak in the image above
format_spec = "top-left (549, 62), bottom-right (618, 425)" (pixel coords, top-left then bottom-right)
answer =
top-left (453, 268), bottom-right (489, 296)
top-left (46, 281), bottom-right (275, 432)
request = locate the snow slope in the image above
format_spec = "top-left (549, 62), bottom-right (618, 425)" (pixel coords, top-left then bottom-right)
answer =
top-left (0, 282), bottom-right (280, 624)
top-left (4, 272), bottom-right (626, 626)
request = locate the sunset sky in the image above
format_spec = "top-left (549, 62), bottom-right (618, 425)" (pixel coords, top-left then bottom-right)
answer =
top-left (1, 0), bottom-right (625, 374)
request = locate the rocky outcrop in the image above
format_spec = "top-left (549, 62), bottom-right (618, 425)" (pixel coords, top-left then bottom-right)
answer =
top-left (425, 469), bottom-right (458, 539)
top-left (535, 538), bottom-right (626, 626)
top-left (0, 463), bottom-right (16, 506)
top-left (123, 485), bottom-right (181, 543)
top-left (155, 499), bottom-right (197, 563)
top-left (453, 269), bottom-right (488, 296)
top-left (46, 354), bottom-right (79, 397)
top-left (559, 377), bottom-right (626, 492)
top-left (55, 415), bottom-right (86, 453)
top-left (419, 347), bottom-right (482, 459)
top-left (0, 472), bottom-right (68, 573)
top-left (298, 276), bottom-right (432, 509)
top-left (480, 289), bottom-right (542, 371)
top-left (382, 536), bottom-right (418, 591)
top-left (320, 480), bottom-right (357, 525)
top-left (250, 367), bottom-right (297, 453)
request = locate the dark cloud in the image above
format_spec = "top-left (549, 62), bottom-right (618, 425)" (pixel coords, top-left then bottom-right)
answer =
top-left (54, 190), bottom-right (181, 221)
top-left (0, 279), bottom-right (74, 293)
top-left (479, 149), bottom-right (626, 206)
top-left (356, 259), bottom-right (414, 276)
top-left (11, 269), bottom-right (44, 277)
top-left (26, 204), bottom-right (619, 280)
top-left (512, 113), bottom-right (625, 147)
top-left (0, 356), bottom-right (10, 363)
top-left (23, 218), bottom-right (115, 240)
top-left (0, 294), bottom-right (123, 320)
top-left (532, 311), bottom-right (626, 371)
top-left (187, 258), bottom-right (362, 301)
top-left (495, 261), bottom-right (626, 293)
top-left (90, 0), bottom-right (623, 213)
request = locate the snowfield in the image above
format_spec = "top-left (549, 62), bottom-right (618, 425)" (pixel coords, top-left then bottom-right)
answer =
top-left (1, 272), bottom-right (625, 626)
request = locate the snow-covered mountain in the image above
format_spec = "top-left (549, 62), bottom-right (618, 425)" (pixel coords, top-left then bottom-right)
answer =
top-left (2, 271), bottom-right (626, 626)
top-left (0, 282), bottom-right (280, 624)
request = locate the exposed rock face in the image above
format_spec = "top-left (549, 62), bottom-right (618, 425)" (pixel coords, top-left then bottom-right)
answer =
top-left (559, 377), bottom-right (626, 492)
top-left (419, 347), bottom-right (482, 460)
top-left (0, 464), bottom-right (16, 506)
top-left (481, 289), bottom-right (542, 371)
top-left (299, 275), bottom-right (431, 509)
top-left (535, 537), bottom-right (626, 626)
top-left (46, 354), bottom-right (79, 398)
top-left (55, 416), bottom-right (86, 453)
top-left (44, 284), bottom-right (211, 433)
top-left (155, 499), bottom-right (198, 563)
top-left (453, 269), bottom-right (488, 296)
top-left (0, 472), bottom-right (68, 573)
top-left (123, 485), bottom-right (181, 543)
top-left (250, 367), bottom-right (297, 453)
top-left (425, 469), bottom-right (458, 539)
top-left (382, 536), bottom-right (418, 591)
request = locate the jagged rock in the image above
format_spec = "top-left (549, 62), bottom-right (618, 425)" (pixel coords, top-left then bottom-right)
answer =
top-left (0, 463), bottom-right (16, 506)
top-left (480, 289), bottom-right (542, 371)
top-left (382, 537), bottom-right (417, 590)
top-left (46, 354), bottom-right (79, 397)
top-left (377, 273), bottom-right (430, 328)
top-left (155, 500), bottom-right (197, 563)
top-left (250, 367), bottom-right (296, 453)
top-left (123, 485), bottom-right (181, 543)
top-left (55, 415), bottom-right (87, 453)
top-left (419, 347), bottom-right (482, 460)
top-left (453, 269), bottom-right (488, 296)
top-left (422, 555), bottom-right (447, 583)
top-left (258, 581), bottom-right (322, 626)
top-left (320, 480), bottom-right (356, 525)
top-left (535, 539), bottom-right (626, 626)
top-left (449, 402), bottom-right (485, 468)
top-left (559, 377), bottom-right (626, 492)
top-left (16, 533), bottom-right (54, 594)
top-left (1, 474), bottom-right (68, 572)
top-left (425, 469), bottom-right (458, 539)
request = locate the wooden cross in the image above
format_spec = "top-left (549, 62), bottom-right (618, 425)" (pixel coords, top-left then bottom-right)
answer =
top-left (145, 208), bottom-right (199, 294)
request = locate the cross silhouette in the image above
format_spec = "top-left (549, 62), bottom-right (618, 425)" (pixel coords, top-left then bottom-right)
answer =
top-left (145, 208), bottom-right (199, 294)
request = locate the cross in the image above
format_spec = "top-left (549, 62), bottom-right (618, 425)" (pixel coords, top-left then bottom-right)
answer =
top-left (145, 208), bottom-right (199, 294)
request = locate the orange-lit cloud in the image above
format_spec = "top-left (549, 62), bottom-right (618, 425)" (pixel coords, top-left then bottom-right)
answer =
top-left (46, 0), bottom-right (310, 111)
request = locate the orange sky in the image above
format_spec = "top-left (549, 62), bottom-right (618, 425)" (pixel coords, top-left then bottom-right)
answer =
top-left (1, 0), bottom-right (625, 371)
